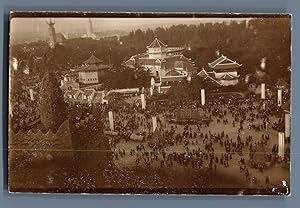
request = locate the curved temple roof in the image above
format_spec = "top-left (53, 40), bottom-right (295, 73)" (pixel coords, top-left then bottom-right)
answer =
top-left (146, 37), bottom-right (168, 49)
top-left (84, 54), bottom-right (103, 65)
top-left (208, 54), bottom-right (242, 70)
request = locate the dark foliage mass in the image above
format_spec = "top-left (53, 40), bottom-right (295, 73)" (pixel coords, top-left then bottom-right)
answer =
top-left (99, 67), bottom-right (151, 89)
top-left (11, 18), bottom-right (291, 82)
top-left (166, 76), bottom-right (204, 102)
top-left (39, 72), bottom-right (67, 132)
top-left (67, 103), bottom-right (112, 171)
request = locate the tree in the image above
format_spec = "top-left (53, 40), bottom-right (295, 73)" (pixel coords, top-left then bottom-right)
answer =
top-left (134, 67), bottom-right (151, 88)
top-left (11, 17), bottom-right (291, 83)
top-left (10, 70), bottom-right (24, 101)
top-left (167, 80), bottom-right (198, 103)
top-left (39, 72), bottom-right (67, 132)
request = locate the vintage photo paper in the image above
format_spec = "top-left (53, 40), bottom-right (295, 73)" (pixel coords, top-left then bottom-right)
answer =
top-left (8, 12), bottom-right (291, 195)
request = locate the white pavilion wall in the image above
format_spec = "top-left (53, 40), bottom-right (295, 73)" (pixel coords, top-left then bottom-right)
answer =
top-left (214, 71), bottom-right (238, 79)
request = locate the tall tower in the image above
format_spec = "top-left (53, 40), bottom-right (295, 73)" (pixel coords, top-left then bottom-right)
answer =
top-left (87, 18), bottom-right (93, 38)
top-left (47, 19), bottom-right (56, 49)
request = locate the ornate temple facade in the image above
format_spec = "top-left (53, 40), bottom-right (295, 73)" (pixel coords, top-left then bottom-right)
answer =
top-left (125, 38), bottom-right (197, 78)
top-left (198, 55), bottom-right (242, 86)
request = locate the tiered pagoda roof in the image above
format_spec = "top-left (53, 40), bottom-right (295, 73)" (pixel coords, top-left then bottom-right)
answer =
top-left (73, 54), bottom-right (110, 72)
top-left (203, 75), bottom-right (222, 86)
top-left (208, 54), bottom-right (242, 71)
top-left (197, 68), bottom-right (239, 85)
top-left (84, 54), bottom-right (103, 65)
top-left (125, 38), bottom-right (196, 74)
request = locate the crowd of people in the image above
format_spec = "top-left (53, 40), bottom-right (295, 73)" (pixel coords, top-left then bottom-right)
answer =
top-left (10, 77), bottom-right (40, 132)
top-left (10, 74), bottom-right (290, 189)
top-left (105, 94), bottom-right (290, 188)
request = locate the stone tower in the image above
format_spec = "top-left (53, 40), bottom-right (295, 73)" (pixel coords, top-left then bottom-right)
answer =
top-left (47, 19), bottom-right (56, 49)
top-left (87, 18), bottom-right (93, 38)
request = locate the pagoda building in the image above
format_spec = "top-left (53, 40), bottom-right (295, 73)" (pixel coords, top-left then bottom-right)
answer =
top-left (71, 54), bottom-right (110, 85)
top-left (198, 54), bottom-right (242, 86)
top-left (125, 38), bottom-right (197, 77)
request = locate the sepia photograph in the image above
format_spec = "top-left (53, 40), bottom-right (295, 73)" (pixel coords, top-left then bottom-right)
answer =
top-left (8, 13), bottom-right (291, 195)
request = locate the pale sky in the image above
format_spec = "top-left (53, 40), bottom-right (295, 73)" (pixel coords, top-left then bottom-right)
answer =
top-left (10, 17), bottom-right (249, 43)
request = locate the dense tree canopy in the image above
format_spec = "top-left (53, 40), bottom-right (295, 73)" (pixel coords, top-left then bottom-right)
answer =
top-left (11, 17), bottom-right (291, 83)
top-left (99, 67), bottom-right (151, 89)
top-left (166, 76), bottom-right (204, 102)
top-left (39, 72), bottom-right (67, 132)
